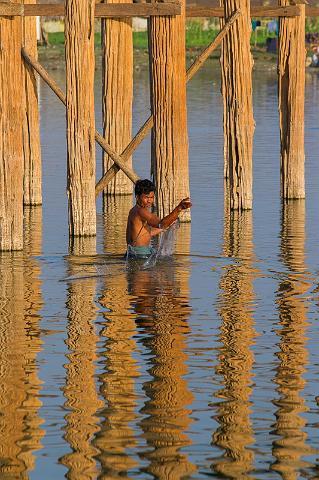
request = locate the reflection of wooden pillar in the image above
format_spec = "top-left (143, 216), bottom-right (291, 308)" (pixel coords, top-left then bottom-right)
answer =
top-left (21, 207), bottom-right (44, 472)
top-left (0, 208), bottom-right (44, 476)
top-left (175, 222), bottom-right (191, 257)
top-left (94, 269), bottom-right (139, 476)
top-left (101, 0), bottom-right (133, 196)
top-left (212, 206), bottom-right (256, 477)
top-left (0, 253), bottom-right (26, 476)
top-left (129, 261), bottom-right (196, 478)
top-left (103, 196), bottom-right (133, 253)
top-left (272, 200), bottom-right (313, 478)
top-left (60, 239), bottom-right (102, 479)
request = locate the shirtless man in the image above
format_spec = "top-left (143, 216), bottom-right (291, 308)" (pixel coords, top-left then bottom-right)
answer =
top-left (126, 179), bottom-right (192, 258)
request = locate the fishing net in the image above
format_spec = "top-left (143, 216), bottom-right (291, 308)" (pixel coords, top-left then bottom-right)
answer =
top-left (142, 219), bottom-right (180, 268)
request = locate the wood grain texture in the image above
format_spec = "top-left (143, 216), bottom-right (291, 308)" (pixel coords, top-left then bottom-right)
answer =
top-left (3, 3), bottom-right (317, 16)
top-left (101, 0), bottom-right (133, 195)
top-left (148, 0), bottom-right (190, 221)
top-left (278, 3), bottom-right (305, 199)
top-left (65, 0), bottom-right (96, 236)
top-left (187, 5), bottom-right (300, 16)
top-left (220, 0), bottom-right (254, 210)
top-left (23, 0), bottom-right (42, 205)
top-left (0, 1), bottom-right (24, 250)
top-left (0, 2), bottom-right (181, 16)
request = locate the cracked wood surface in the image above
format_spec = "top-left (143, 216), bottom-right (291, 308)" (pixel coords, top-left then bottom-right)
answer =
top-left (65, 0), bottom-right (96, 236)
top-left (148, 0), bottom-right (191, 221)
top-left (101, 0), bottom-right (133, 196)
top-left (220, 0), bottom-right (254, 210)
top-left (0, 0), bottom-right (24, 250)
top-left (279, 3), bottom-right (305, 199)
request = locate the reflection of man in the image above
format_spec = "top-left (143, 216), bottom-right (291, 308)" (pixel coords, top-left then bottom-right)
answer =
top-left (126, 179), bottom-right (192, 258)
top-left (126, 262), bottom-right (196, 478)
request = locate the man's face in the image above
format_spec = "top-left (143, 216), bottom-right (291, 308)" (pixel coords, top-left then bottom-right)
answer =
top-left (137, 191), bottom-right (155, 208)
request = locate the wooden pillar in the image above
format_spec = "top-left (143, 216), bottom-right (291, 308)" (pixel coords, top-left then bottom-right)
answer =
top-left (148, 0), bottom-right (190, 221)
top-left (220, 1), bottom-right (254, 210)
top-left (103, 196), bottom-right (132, 253)
top-left (0, 2), bottom-right (24, 250)
top-left (278, 3), bottom-right (305, 199)
top-left (65, 0), bottom-right (96, 236)
top-left (23, 0), bottom-right (42, 205)
top-left (101, 0), bottom-right (133, 197)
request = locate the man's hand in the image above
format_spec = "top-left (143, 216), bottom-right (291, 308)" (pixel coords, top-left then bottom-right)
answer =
top-left (178, 197), bottom-right (192, 210)
top-left (160, 197), bottom-right (192, 229)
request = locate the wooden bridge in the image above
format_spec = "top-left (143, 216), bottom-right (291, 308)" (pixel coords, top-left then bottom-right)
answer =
top-left (0, 0), bottom-right (308, 250)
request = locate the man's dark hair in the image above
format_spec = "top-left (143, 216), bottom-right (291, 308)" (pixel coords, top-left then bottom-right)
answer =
top-left (135, 179), bottom-right (155, 196)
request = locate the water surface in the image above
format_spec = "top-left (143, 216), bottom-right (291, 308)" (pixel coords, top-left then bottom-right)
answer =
top-left (1, 58), bottom-right (319, 479)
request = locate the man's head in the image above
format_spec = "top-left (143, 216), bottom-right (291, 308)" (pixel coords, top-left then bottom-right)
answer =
top-left (135, 179), bottom-right (155, 208)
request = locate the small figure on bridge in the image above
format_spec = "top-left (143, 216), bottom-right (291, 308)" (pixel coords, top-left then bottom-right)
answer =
top-left (126, 179), bottom-right (192, 258)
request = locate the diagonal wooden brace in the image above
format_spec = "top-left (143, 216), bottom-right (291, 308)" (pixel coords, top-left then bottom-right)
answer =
top-left (95, 9), bottom-right (241, 197)
top-left (21, 48), bottom-right (140, 185)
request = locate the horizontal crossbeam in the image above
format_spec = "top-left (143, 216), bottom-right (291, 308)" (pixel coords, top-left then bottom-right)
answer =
top-left (0, 2), bottom-right (181, 17)
top-left (187, 5), bottom-right (302, 17)
top-left (2, 2), bottom-right (317, 17)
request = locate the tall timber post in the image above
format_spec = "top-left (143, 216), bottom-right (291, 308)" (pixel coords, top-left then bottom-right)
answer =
top-left (278, 1), bottom-right (306, 199)
top-left (101, 0), bottom-right (133, 198)
top-left (22, 0), bottom-right (42, 206)
top-left (0, 0), bottom-right (24, 250)
top-left (65, 0), bottom-right (96, 237)
top-left (220, 0), bottom-right (254, 210)
top-left (148, 0), bottom-right (191, 221)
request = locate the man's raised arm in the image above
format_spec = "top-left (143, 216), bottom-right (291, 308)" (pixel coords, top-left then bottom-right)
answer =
top-left (160, 198), bottom-right (192, 229)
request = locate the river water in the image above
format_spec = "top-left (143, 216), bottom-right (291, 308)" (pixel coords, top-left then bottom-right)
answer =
top-left (1, 57), bottom-right (319, 479)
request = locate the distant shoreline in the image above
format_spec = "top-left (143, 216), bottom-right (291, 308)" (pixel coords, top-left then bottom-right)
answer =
top-left (38, 44), bottom-right (280, 72)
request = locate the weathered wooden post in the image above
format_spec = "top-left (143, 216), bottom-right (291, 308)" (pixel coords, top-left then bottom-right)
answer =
top-left (220, 1), bottom-right (254, 210)
top-left (278, 2), bottom-right (305, 199)
top-left (0, 1), bottom-right (24, 250)
top-left (65, 0), bottom-right (96, 237)
top-left (101, 0), bottom-right (133, 197)
top-left (148, 0), bottom-right (191, 221)
top-left (22, 0), bottom-right (42, 205)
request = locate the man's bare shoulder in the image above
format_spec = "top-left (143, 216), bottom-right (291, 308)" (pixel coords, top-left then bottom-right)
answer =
top-left (128, 205), bottom-right (160, 227)
top-left (128, 205), bottom-right (143, 220)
